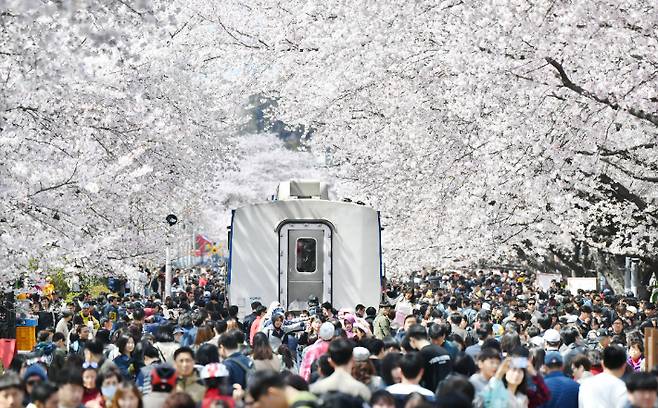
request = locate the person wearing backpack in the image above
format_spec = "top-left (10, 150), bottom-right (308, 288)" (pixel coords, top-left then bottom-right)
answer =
top-left (220, 329), bottom-right (254, 388)
top-left (136, 344), bottom-right (163, 394)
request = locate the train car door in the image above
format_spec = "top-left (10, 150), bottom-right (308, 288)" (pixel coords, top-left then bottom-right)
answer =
top-left (279, 223), bottom-right (332, 310)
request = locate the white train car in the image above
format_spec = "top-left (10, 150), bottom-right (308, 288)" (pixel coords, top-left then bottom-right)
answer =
top-left (227, 180), bottom-right (383, 316)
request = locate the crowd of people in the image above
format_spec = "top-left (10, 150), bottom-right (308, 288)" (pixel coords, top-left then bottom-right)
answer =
top-left (1, 267), bottom-right (657, 408)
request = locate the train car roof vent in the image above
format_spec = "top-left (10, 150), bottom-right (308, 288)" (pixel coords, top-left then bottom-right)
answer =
top-left (276, 180), bottom-right (330, 200)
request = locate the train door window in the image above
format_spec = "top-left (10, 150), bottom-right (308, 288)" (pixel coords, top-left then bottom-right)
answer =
top-left (296, 238), bottom-right (317, 272)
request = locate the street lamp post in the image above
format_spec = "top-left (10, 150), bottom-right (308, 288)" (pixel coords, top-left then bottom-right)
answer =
top-left (165, 246), bottom-right (172, 298)
top-left (164, 214), bottom-right (178, 298)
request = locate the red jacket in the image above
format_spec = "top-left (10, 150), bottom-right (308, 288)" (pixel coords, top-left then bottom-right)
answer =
top-left (202, 388), bottom-right (235, 408)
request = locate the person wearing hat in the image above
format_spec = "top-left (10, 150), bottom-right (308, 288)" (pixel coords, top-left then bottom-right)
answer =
top-left (78, 303), bottom-right (100, 331)
top-left (262, 312), bottom-right (304, 351)
top-left (0, 372), bottom-right (23, 408)
top-left (299, 322), bottom-right (335, 381)
top-left (352, 346), bottom-right (384, 394)
top-left (542, 351), bottom-right (579, 408)
top-left (199, 363), bottom-right (234, 408)
top-left (143, 365), bottom-right (177, 408)
top-left (373, 303), bottom-right (392, 340)
top-left (543, 329), bottom-right (561, 352)
top-left (173, 326), bottom-right (185, 343)
top-left (625, 305), bottom-right (638, 325)
top-left (22, 364), bottom-right (47, 406)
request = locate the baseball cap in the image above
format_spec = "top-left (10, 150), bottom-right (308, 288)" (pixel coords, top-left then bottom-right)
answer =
top-left (200, 363), bottom-right (229, 379)
top-left (173, 327), bottom-right (185, 334)
top-left (627, 306), bottom-right (638, 314)
top-left (353, 347), bottom-right (370, 362)
top-left (543, 329), bottom-right (561, 343)
top-left (544, 351), bottom-right (563, 366)
top-left (319, 322), bottom-right (335, 341)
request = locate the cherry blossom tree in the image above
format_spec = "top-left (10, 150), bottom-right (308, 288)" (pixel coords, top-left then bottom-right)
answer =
top-left (0, 1), bottom-right (244, 285)
top-left (180, 0), bottom-right (658, 286)
top-left (4, 0), bottom-right (658, 292)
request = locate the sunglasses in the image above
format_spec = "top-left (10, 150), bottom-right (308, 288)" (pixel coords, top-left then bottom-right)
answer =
top-left (26, 379), bottom-right (42, 386)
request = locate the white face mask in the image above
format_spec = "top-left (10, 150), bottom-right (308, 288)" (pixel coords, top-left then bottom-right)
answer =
top-left (101, 385), bottom-right (117, 399)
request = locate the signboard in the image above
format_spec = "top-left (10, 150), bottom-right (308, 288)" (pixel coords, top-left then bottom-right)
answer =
top-left (536, 273), bottom-right (561, 291)
top-left (567, 277), bottom-right (598, 295)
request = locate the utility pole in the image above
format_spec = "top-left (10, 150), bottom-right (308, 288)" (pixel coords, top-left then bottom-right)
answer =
top-left (165, 246), bottom-right (171, 298)
top-left (165, 214), bottom-right (178, 298)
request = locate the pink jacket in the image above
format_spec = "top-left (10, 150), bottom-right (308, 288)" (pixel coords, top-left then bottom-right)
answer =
top-left (300, 339), bottom-right (330, 381)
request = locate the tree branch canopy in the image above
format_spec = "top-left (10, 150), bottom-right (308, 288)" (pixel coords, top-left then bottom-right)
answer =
top-left (545, 57), bottom-right (658, 127)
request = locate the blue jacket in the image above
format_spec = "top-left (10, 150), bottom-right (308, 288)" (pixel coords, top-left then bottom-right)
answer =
top-left (181, 326), bottom-right (197, 347)
top-left (223, 352), bottom-right (253, 388)
top-left (113, 355), bottom-right (134, 380)
top-left (540, 371), bottom-right (579, 408)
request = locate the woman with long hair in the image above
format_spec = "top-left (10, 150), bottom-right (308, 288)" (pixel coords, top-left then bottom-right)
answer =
top-left (353, 322), bottom-right (372, 343)
top-left (352, 349), bottom-right (384, 393)
top-left (251, 332), bottom-right (281, 372)
top-left (277, 344), bottom-right (297, 374)
top-left (113, 336), bottom-right (136, 380)
top-left (82, 365), bottom-right (101, 406)
top-left (110, 382), bottom-right (143, 408)
top-left (193, 324), bottom-right (215, 349)
top-left (482, 358), bottom-right (528, 408)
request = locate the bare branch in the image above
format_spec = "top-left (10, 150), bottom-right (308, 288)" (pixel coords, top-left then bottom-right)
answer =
top-left (545, 57), bottom-right (658, 127)
top-left (576, 143), bottom-right (657, 157)
top-left (29, 163), bottom-right (79, 197)
top-left (115, 0), bottom-right (144, 17)
top-left (601, 158), bottom-right (658, 183)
